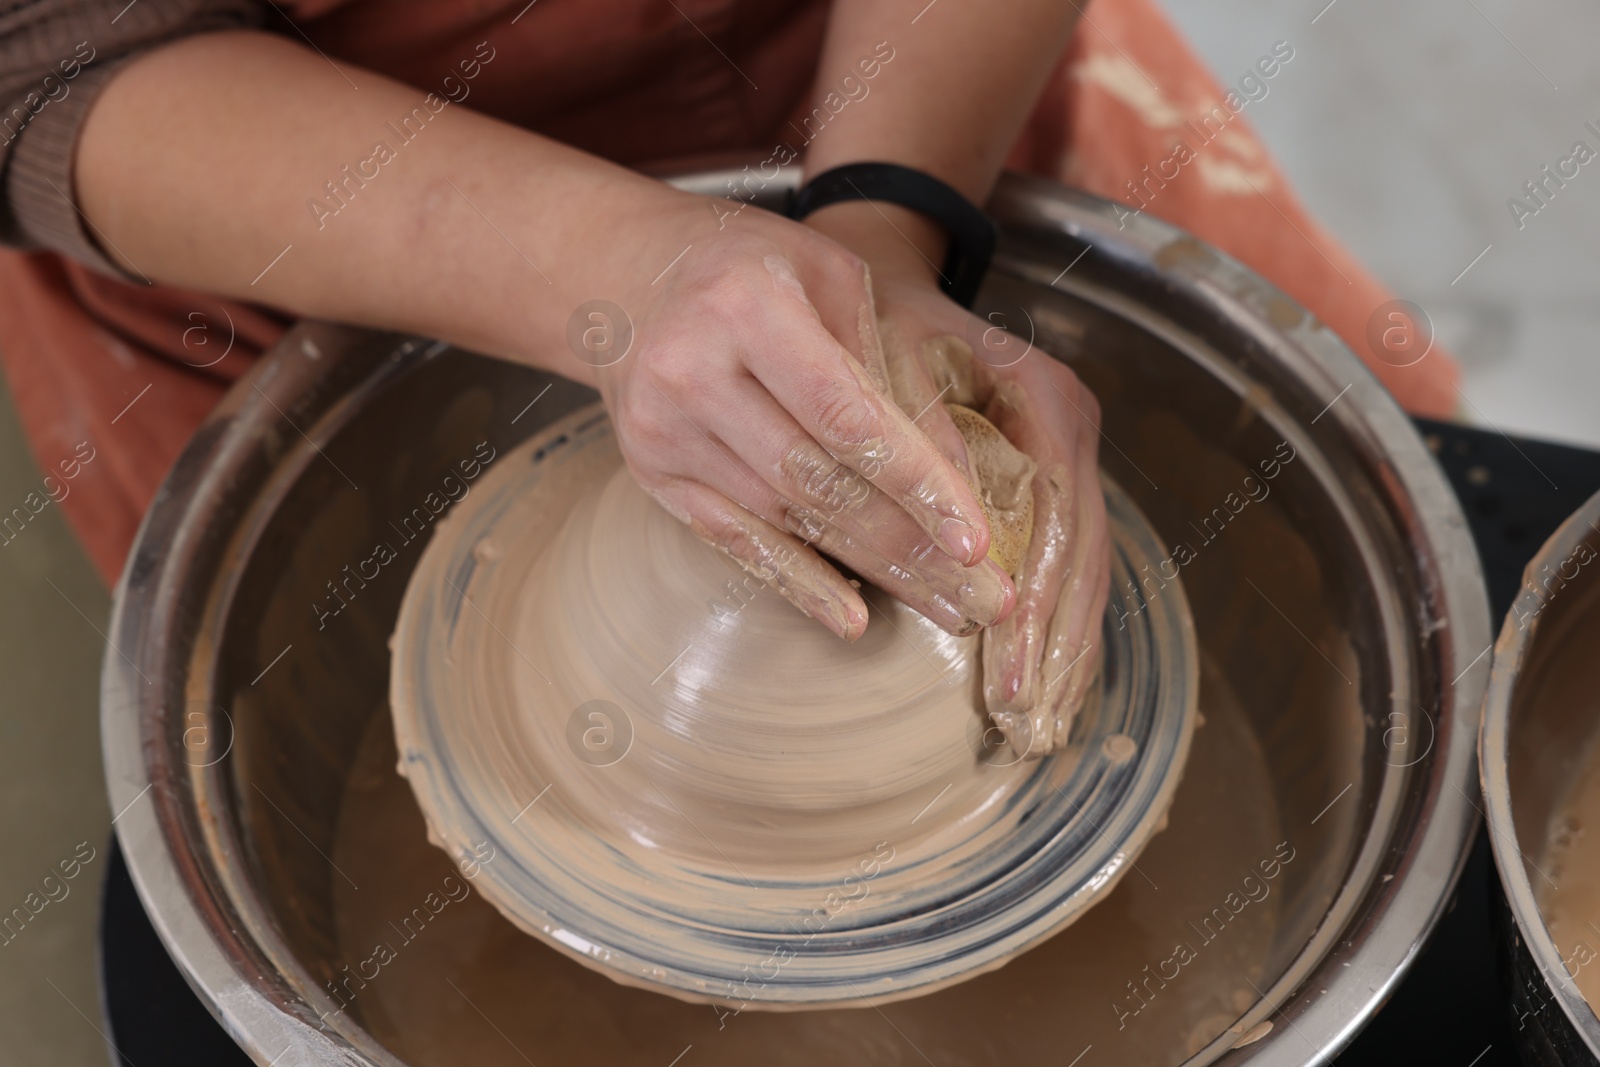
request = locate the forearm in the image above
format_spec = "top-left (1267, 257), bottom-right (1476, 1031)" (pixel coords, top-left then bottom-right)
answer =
top-left (67, 23), bottom-right (1038, 642)
top-left (75, 30), bottom-right (699, 385)
top-left (800, 0), bottom-right (1079, 281)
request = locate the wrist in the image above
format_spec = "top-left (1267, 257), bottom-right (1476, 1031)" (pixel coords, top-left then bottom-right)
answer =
top-left (801, 199), bottom-right (948, 290)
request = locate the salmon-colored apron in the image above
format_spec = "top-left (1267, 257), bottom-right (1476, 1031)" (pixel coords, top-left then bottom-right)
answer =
top-left (0, 0), bottom-right (1458, 586)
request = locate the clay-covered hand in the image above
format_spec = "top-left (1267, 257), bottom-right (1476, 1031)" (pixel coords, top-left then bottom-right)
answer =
top-left (595, 206), bottom-right (1017, 641)
top-left (871, 278), bottom-right (1112, 757)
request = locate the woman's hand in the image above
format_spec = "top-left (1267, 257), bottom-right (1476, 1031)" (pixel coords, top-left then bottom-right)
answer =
top-left (70, 31), bottom-right (1016, 644)
top-left (866, 271), bottom-right (1113, 757)
top-left (594, 199), bottom-right (1019, 641)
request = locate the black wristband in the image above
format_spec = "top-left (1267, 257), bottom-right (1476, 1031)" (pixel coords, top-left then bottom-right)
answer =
top-left (787, 162), bottom-right (996, 308)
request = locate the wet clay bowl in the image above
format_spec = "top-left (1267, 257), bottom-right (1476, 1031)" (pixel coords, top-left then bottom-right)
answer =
top-left (1482, 488), bottom-right (1600, 1065)
top-left (388, 401), bottom-right (1196, 1006)
top-left (103, 166), bottom-right (1488, 1066)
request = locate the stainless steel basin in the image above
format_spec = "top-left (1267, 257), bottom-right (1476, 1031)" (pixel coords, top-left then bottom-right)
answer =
top-left (102, 167), bottom-right (1489, 1065)
top-left (1482, 487), bottom-right (1600, 1064)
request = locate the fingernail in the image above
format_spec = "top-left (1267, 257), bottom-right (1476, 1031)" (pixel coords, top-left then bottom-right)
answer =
top-left (983, 560), bottom-right (1018, 625)
top-left (821, 597), bottom-right (869, 642)
top-left (840, 602), bottom-right (869, 641)
top-left (950, 559), bottom-right (1014, 628)
top-left (938, 517), bottom-right (978, 564)
top-left (815, 604), bottom-right (848, 639)
top-left (920, 592), bottom-right (977, 638)
top-left (986, 634), bottom-right (1030, 708)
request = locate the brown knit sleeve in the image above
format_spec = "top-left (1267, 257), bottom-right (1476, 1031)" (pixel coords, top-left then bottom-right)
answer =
top-left (0, 0), bottom-right (263, 276)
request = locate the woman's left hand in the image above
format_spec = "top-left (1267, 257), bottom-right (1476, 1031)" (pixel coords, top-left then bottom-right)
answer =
top-left (867, 274), bottom-right (1113, 757)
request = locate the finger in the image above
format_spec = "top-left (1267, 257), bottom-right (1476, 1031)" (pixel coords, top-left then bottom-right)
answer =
top-left (855, 270), bottom-right (893, 399)
top-left (1055, 406), bottom-right (1113, 707)
top-left (747, 254), bottom-right (992, 567)
top-left (679, 380), bottom-right (1016, 634)
top-left (785, 501), bottom-right (1014, 637)
top-left (1049, 556), bottom-right (1110, 747)
top-left (793, 246), bottom-right (892, 397)
top-left (646, 476), bottom-right (869, 641)
top-left (981, 371), bottom-right (1084, 732)
top-left (877, 323), bottom-right (974, 481)
top-left (1028, 413), bottom-right (1112, 751)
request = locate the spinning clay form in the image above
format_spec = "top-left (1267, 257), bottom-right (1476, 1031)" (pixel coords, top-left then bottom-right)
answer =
top-left (389, 402), bottom-right (1198, 1007)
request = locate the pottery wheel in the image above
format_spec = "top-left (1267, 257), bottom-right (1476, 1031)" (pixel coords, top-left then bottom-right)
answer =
top-left (390, 402), bottom-right (1198, 1007)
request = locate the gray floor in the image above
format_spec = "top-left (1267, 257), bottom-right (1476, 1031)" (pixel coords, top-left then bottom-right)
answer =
top-left (2, 3), bottom-right (1596, 1063)
top-left (0, 367), bottom-right (112, 1065)
top-left (1163, 0), bottom-right (1600, 448)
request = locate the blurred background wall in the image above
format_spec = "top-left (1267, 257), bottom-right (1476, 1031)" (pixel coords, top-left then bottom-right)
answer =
top-left (1166, 0), bottom-right (1600, 449)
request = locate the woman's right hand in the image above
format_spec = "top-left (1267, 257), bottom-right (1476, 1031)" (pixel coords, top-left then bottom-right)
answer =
top-left (64, 31), bottom-right (1004, 643)
top-left (593, 196), bottom-right (1017, 641)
